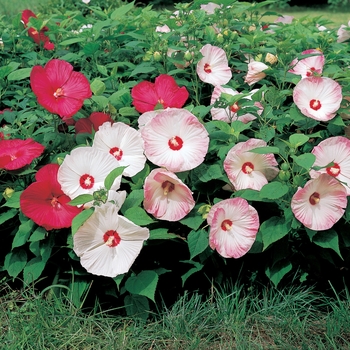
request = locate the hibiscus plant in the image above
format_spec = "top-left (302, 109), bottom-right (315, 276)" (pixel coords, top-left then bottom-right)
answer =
top-left (1, 0), bottom-right (350, 319)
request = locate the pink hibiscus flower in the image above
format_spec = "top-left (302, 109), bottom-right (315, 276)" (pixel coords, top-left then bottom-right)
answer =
top-left (0, 138), bottom-right (45, 171)
top-left (309, 136), bottom-right (350, 195)
top-left (92, 122), bottom-right (146, 177)
top-left (291, 173), bottom-right (347, 231)
top-left (141, 108), bottom-right (209, 172)
top-left (293, 76), bottom-right (342, 121)
top-left (20, 164), bottom-right (82, 230)
top-left (210, 86), bottom-right (262, 123)
top-left (197, 44), bottom-right (232, 86)
top-left (337, 21), bottom-right (350, 43)
top-left (30, 59), bottom-right (92, 119)
top-left (75, 112), bottom-right (113, 134)
top-left (288, 49), bottom-right (325, 79)
top-left (143, 168), bottom-right (195, 221)
top-left (21, 9), bottom-right (55, 50)
top-left (73, 203), bottom-right (149, 277)
top-left (207, 198), bottom-right (260, 258)
top-left (224, 138), bottom-right (279, 191)
top-left (244, 61), bottom-right (268, 86)
top-left (131, 74), bottom-right (189, 113)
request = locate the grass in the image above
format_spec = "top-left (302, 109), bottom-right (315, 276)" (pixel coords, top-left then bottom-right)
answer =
top-left (1, 280), bottom-right (350, 349)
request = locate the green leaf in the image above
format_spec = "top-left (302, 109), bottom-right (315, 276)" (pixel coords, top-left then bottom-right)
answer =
top-left (249, 146), bottom-right (280, 154)
top-left (23, 256), bottom-right (47, 283)
top-left (0, 208), bottom-right (18, 225)
top-left (180, 260), bottom-right (203, 286)
top-left (12, 219), bottom-right (35, 249)
top-left (68, 194), bottom-right (94, 206)
top-left (59, 37), bottom-right (86, 46)
top-left (129, 65), bottom-right (156, 77)
top-left (91, 79), bottom-right (106, 96)
top-left (71, 208), bottom-right (94, 235)
top-left (293, 153), bottom-right (316, 170)
top-left (2, 191), bottom-right (22, 208)
top-left (289, 133), bottom-right (309, 148)
top-left (110, 1), bottom-right (135, 20)
top-left (119, 107), bottom-right (139, 117)
top-left (4, 250), bottom-right (27, 278)
top-left (149, 228), bottom-right (178, 240)
top-left (259, 216), bottom-right (290, 250)
top-left (29, 227), bottom-right (46, 242)
top-left (7, 68), bottom-right (32, 81)
top-left (265, 260), bottom-right (292, 287)
top-left (91, 95), bottom-right (109, 109)
top-left (312, 229), bottom-right (342, 259)
top-left (259, 182), bottom-right (289, 200)
top-left (124, 207), bottom-right (154, 226)
top-left (83, 42), bottom-right (100, 56)
top-left (104, 166), bottom-right (127, 190)
top-left (197, 164), bottom-right (224, 182)
top-left (120, 189), bottom-right (144, 215)
top-left (187, 229), bottom-right (209, 259)
top-left (125, 270), bottom-right (158, 302)
top-left (124, 294), bottom-right (149, 321)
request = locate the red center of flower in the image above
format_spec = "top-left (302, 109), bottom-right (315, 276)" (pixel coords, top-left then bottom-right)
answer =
top-left (103, 230), bottom-right (121, 247)
top-left (109, 147), bottom-right (123, 161)
top-left (326, 162), bottom-right (341, 177)
top-left (54, 87), bottom-right (65, 98)
top-left (230, 102), bottom-right (240, 113)
top-left (204, 63), bottom-right (212, 73)
top-left (242, 162), bottom-right (254, 174)
top-left (79, 174), bottom-right (95, 189)
top-left (168, 136), bottom-right (183, 151)
top-left (162, 180), bottom-right (175, 195)
top-left (221, 219), bottom-right (233, 231)
top-left (309, 192), bottom-right (320, 205)
top-left (310, 99), bottom-right (321, 111)
top-left (306, 67), bottom-right (316, 77)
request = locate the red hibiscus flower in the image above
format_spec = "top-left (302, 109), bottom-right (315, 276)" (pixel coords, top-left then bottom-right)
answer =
top-left (20, 164), bottom-right (82, 230)
top-left (131, 74), bottom-right (189, 113)
top-left (30, 59), bottom-right (92, 119)
top-left (75, 112), bottom-right (113, 134)
top-left (21, 9), bottom-right (55, 51)
top-left (0, 138), bottom-right (45, 170)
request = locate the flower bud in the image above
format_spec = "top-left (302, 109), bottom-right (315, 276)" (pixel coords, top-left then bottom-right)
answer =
top-left (153, 51), bottom-right (162, 61)
top-left (217, 33), bottom-right (224, 43)
top-left (3, 187), bottom-right (14, 200)
top-left (265, 53), bottom-right (278, 65)
top-left (184, 50), bottom-right (192, 61)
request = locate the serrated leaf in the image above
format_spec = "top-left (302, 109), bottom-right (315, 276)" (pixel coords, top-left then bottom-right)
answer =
top-left (91, 79), bottom-right (106, 96)
top-left (187, 229), bottom-right (209, 259)
top-left (120, 189), bottom-right (144, 214)
top-left (12, 219), bottom-right (35, 249)
top-left (7, 68), bottom-right (32, 81)
top-left (104, 166), bottom-right (127, 190)
top-left (0, 208), bottom-right (18, 225)
top-left (249, 146), bottom-right (280, 154)
top-left (125, 270), bottom-right (158, 302)
top-left (313, 229), bottom-right (342, 259)
top-left (4, 250), bottom-right (27, 278)
top-left (71, 208), bottom-right (94, 235)
top-left (124, 207), bottom-right (154, 225)
top-left (259, 216), bottom-right (290, 250)
top-left (68, 194), bottom-right (94, 206)
top-left (29, 227), bottom-right (46, 242)
top-left (289, 133), bottom-right (309, 147)
top-left (24, 256), bottom-right (47, 283)
top-left (293, 153), bottom-right (316, 170)
top-left (259, 182), bottom-right (289, 200)
top-left (124, 294), bottom-right (149, 321)
top-left (180, 260), bottom-right (203, 286)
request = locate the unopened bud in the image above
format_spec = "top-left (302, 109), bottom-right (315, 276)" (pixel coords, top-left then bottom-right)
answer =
top-left (3, 187), bottom-right (14, 200)
top-left (217, 33), bottom-right (224, 43)
top-left (153, 51), bottom-right (162, 61)
top-left (184, 50), bottom-right (192, 61)
top-left (265, 53), bottom-right (278, 65)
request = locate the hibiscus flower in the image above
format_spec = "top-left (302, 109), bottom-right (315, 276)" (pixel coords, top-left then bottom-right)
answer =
top-left (210, 86), bottom-right (262, 123)
top-left (143, 168), bottom-right (195, 221)
top-left (224, 138), bottom-right (279, 191)
top-left (30, 59), bottom-right (92, 119)
top-left (291, 173), bottom-right (347, 231)
top-left (197, 44), bottom-right (232, 86)
top-left (0, 138), bottom-right (45, 171)
top-left (141, 108), bottom-right (209, 172)
top-left (244, 61), bottom-right (268, 86)
top-left (57, 147), bottom-right (121, 200)
top-left (92, 122), bottom-right (146, 177)
top-left (288, 49), bottom-right (325, 79)
top-left (337, 21), bottom-right (350, 43)
top-left (75, 112), bottom-right (113, 134)
top-left (20, 164), bottom-right (82, 230)
top-left (73, 203), bottom-right (149, 277)
top-left (293, 76), bottom-right (342, 121)
top-left (131, 74), bottom-right (189, 113)
top-left (21, 9), bottom-right (55, 50)
top-left (310, 136), bottom-right (350, 195)
top-left (207, 198), bottom-right (260, 258)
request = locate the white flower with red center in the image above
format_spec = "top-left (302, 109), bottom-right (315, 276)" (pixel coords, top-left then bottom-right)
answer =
top-left (288, 49), bottom-right (325, 79)
top-left (141, 108), bottom-right (209, 172)
top-left (92, 122), bottom-right (146, 177)
top-left (207, 198), bottom-right (260, 258)
top-left (293, 77), bottom-right (342, 121)
top-left (291, 173), bottom-right (347, 231)
top-left (196, 44), bottom-right (232, 86)
top-left (143, 168), bottom-right (195, 221)
top-left (309, 136), bottom-right (350, 195)
top-left (210, 86), bottom-right (262, 123)
top-left (244, 61), bottom-right (268, 86)
top-left (224, 138), bottom-right (279, 191)
top-left (58, 147), bottom-right (121, 200)
top-left (138, 110), bottom-right (164, 131)
top-left (73, 203), bottom-right (149, 277)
